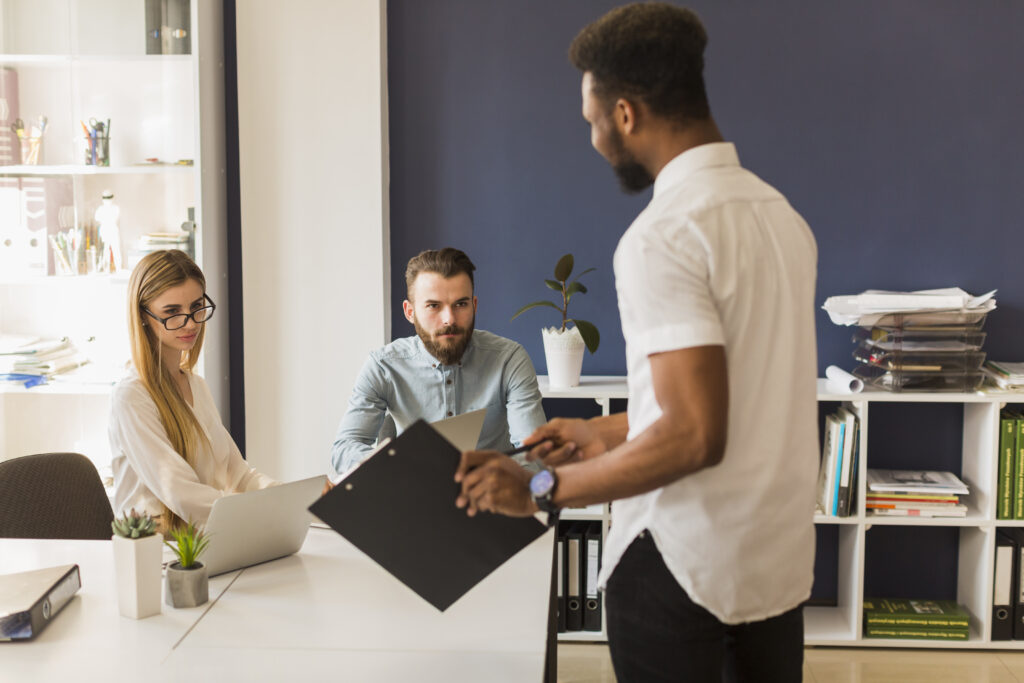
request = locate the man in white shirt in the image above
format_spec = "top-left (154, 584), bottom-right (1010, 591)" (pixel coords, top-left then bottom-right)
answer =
top-left (455, 4), bottom-right (818, 682)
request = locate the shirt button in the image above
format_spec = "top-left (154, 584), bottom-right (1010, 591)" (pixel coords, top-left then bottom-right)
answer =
top-left (447, 411), bottom-right (453, 417)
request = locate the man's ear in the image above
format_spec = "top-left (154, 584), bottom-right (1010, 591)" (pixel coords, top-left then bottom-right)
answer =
top-left (615, 97), bottom-right (639, 136)
top-left (403, 299), bottom-right (415, 323)
top-left (472, 296), bottom-right (478, 315)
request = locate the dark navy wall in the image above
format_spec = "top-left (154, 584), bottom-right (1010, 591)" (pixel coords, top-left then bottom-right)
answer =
top-left (387, 1), bottom-right (1024, 374)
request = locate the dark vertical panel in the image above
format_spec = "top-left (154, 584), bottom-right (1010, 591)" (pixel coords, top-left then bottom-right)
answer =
top-left (223, 0), bottom-right (245, 454)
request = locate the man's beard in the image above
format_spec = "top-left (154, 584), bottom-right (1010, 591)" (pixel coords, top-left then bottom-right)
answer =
top-left (415, 317), bottom-right (475, 365)
top-left (608, 127), bottom-right (654, 194)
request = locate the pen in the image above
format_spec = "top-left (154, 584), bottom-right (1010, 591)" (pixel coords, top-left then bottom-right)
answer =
top-left (503, 441), bottom-right (551, 456)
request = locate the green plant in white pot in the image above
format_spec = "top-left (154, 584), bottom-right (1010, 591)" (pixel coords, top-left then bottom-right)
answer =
top-left (512, 253), bottom-right (600, 388)
top-left (164, 521), bottom-right (210, 608)
top-left (111, 509), bottom-right (162, 619)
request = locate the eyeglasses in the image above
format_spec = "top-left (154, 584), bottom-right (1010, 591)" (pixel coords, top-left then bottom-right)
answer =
top-left (143, 294), bottom-right (216, 330)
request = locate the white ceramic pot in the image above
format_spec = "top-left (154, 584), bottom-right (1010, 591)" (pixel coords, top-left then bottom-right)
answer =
top-left (542, 326), bottom-right (586, 388)
top-left (112, 533), bottom-right (163, 619)
top-left (165, 562), bottom-right (209, 608)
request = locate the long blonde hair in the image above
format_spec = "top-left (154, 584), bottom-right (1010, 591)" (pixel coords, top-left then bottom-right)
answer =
top-left (127, 249), bottom-right (210, 529)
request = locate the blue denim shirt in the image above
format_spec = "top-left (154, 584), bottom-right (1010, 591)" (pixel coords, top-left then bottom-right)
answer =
top-left (329, 329), bottom-right (547, 477)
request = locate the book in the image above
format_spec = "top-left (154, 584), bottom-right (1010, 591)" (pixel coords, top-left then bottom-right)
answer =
top-left (866, 493), bottom-right (960, 503)
top-left (863, 598), bottom-right (970, 629)
top-left (1017, 417), bottom-right (1024, 520)
top-left (864, 627), bottom-right (969, 641)
top-left (1000, 412), bottom-right (1017, 519)
top-left (835, 407), bottom-right (857, 517)
top-left (867, 506), bottom-right (968, 518)
top-left (815, 414), bottom-right (840, 516)
top-left (866, 501), bottom-right (967, 510)
top-left (866, 469), bottom-right (969, 495)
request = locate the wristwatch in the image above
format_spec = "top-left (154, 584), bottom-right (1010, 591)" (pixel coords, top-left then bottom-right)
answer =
top-left (529, 466), bottom-right (560, 525)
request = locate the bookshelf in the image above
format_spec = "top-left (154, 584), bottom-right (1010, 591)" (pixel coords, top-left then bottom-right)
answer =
top-left (810, 379), bottom-right (1024, 649)
top-left (0, 1), bottom-right (228, 483)
top-left (537, 375), bottom-right (625, 643)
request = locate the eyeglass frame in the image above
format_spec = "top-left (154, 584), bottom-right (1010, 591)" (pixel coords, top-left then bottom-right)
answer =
top-left (142, 293), bottom-right (216, 330)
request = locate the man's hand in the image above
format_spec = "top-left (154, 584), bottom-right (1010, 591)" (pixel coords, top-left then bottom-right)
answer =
top-left (523, 418), bottom-right (607, 466)
top-left (455, 450), bottom-right (537, 517)
top-left (321, 479), bottom-right (334, 496)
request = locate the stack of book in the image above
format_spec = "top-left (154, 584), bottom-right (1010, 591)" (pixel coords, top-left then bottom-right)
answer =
top-left (0, 336), bottom-right (89, 387)
top-left (815, 407), bottom-right (859, 517)
top-left (822, 288), bottom-right (996, 392)
top-left (863, 598), bottom-right (970, 640)
top-left (866, 469), bottom-right (969, 517)
top-left (997, 410), bottom-right (1024, 520)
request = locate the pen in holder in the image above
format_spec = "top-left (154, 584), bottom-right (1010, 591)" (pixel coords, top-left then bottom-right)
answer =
top-left (18, 136), bottom-right (43, 165)
top-left (84, 135), bottom-right (110, 166)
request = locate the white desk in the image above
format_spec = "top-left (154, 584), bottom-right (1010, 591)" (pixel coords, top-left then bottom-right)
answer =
top-left (1, 527), bottom-right (553, 682)
top-left (536, 375), bottom-right (627, 416)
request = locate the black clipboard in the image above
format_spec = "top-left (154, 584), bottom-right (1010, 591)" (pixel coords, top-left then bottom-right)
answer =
top-left (309, 419), bottom-right (547, 611)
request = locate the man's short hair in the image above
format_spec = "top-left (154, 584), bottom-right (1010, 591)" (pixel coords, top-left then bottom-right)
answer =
top-left (569, 2), bottom-right (711, 124)
top-left (405, 248), bottom-right (477, 301)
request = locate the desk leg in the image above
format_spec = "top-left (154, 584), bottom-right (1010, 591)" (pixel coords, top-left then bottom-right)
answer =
top-left (544, 532), bottom-right (558, 683)
top-left (594, 397), bottom-right (610, 417)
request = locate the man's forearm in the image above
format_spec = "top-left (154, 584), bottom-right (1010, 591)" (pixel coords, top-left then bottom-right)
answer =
top-left (553, 413), bottom-right (722, 508)
top-left (586, 412), bottom-right (629, 453)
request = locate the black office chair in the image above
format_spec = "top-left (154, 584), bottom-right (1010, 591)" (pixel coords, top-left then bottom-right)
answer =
top-left (0, 452), bottom-right (114, 539)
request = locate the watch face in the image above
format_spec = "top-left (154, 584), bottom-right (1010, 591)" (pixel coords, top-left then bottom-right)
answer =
top-left (530, 469), bottom-right (555, 497)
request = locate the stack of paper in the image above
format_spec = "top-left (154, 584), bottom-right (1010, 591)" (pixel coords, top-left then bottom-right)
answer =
top-left (0, 336), bottom-right (89, 383)
top-left (822, 288), bottom-right (997, 327)
top-left (866, 469), bottom-right (969, 517)
top-left (984, 361), bottom-right (1024, 390)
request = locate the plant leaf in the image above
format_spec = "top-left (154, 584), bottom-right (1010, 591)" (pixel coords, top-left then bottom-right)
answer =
top-left (544, 279), bottom-right (563, 292)
top-left (554, 253), bottom-right (574, 281)
top-left (569, 318), bottom-right (600, 354)
top-left (511, 300), bottom-right (562, 321)
top-left (566, 281), bottom-right (587, 297)
top-left (571, 267), bottom-right (596, 283)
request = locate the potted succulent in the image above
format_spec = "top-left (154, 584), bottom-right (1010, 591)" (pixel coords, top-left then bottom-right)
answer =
top-left (111, 509), bottom-right (162, 619)
top-left (164, 521), bottom-right (210, 608)
top-left (512, 253), bottom-right (600, 388)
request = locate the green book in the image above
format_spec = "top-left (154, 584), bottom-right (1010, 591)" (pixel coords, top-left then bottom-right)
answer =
top-left (863, 598), bottom-right (970, 629)
top-left (1017, 417), bottom-right (1024, 519)
top-left (999, 412), bottom-right (1016, 519)
top-left (865, 627), bottom-right (969, 641)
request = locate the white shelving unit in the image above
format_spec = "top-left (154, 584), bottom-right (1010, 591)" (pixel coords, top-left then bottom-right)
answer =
top-left (810, 379), bottom-right (1024, 649)
top-left (539, 375), bottom-right (1024, 649)
top-left (537, 375), bottom-right (626, 643)
top-left (0, 0), bottom-right (227, 479)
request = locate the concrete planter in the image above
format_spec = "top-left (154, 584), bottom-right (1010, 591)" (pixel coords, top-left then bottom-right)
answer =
top-left (112, 533), bottom-right (163, 619)
top-left (165, 562), bottom-right (209, 608)
top-left (542, 326), bottom-right (585, 388)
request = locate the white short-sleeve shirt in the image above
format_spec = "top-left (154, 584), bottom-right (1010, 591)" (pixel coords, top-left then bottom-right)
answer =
top-left (600, 142), bottom-right (819, 624)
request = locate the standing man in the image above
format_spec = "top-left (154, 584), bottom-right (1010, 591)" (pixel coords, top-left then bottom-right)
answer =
top-left (330, 247), bottom-right (546, 479)
top-left (456, 4), bottom-right (818, 682)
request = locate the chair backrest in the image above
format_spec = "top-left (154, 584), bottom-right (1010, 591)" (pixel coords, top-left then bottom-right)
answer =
top-left (0, 452), bottom-right (114, 540)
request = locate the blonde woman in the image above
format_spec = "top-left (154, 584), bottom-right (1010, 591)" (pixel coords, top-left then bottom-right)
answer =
top-left (109, 249), bottom-right (276, 531)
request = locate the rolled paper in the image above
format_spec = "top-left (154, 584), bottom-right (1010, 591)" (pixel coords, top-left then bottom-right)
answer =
top-left (826, 365), bottom-right (864, 394)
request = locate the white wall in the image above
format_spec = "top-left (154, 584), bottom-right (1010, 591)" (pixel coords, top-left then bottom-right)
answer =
top-left (235, 0), bottom-right (389, 481)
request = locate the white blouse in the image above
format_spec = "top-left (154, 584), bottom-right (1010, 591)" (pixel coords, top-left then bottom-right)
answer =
top-left (109, 368), bottom-right (277, 524)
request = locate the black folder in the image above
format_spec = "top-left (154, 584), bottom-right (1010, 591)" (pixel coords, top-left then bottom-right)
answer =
top-left (556, 534), bottom-right (567, 632)
top-left (565, 523), bottom-right (584, 631)
top-left (309, 419), bottom-right (547, 612)
top-left (1004, 528), bottom-right (1024, 640)
top-left (993, 531), bottom-right (1014, 640)
top-left (583, 522), bottom-right (603, 631)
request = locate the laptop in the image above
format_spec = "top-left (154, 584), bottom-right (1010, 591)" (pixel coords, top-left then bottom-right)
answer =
top-left (200, 475), bottom-right (325, 577)
top-left (430, 408), bottom-right (487, 451)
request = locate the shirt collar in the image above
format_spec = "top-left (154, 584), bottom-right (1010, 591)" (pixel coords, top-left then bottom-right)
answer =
top-left (653, 142), bottom-right (740, 198)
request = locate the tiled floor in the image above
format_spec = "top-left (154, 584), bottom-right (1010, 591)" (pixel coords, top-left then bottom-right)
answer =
top-left (557, 644), bottom-right (1024, 682)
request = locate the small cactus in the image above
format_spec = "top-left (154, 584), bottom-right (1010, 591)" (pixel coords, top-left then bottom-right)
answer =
top-left (112, 508), bottom-right (157, 539)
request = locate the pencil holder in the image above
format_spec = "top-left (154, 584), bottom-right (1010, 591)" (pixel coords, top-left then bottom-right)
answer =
top-left (18, 136), bottom-right (42, 165)
top-left (83, 135), bottom-right (110, 166)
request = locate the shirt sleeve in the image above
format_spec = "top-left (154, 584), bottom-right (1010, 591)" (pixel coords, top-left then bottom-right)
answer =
top-left (109, 382), bottom-right (225, 525)
top-left (329, 355), bottom-right (390, 480)
top-left (618, 216), bottom-right (724, 357)
top-left (503, 343), bottom-right (547, 457)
